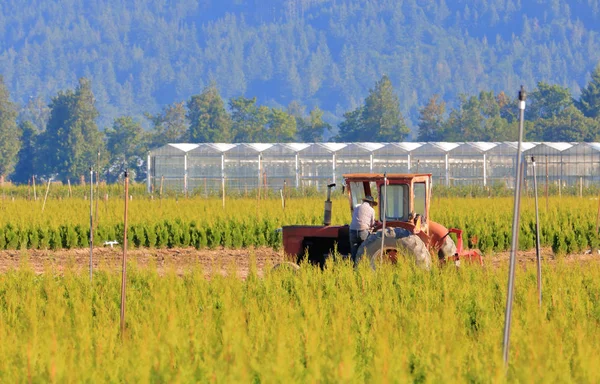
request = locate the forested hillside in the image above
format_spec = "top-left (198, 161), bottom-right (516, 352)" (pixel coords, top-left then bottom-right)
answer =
top-left (1, 0), bottom-right (600, 131)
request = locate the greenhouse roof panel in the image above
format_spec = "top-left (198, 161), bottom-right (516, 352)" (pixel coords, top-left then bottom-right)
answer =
top-left (207, 143), bottom-right (238, 152)
top-left (318, 143), bottom-right (348, 152)
top-left (543, 142), bottom-right (573, 152)
top-left (390, 142), bottom-right (423, 152)
top-left (245, 143), bottom-right (274, 152)
top-left (560, 142), bottom-right (600, 155)
top-left (524, 142), bottom-right (572, 155)
top-left (413, 142), bottom-right (461, 154)
top-left (168, 143), bottom-right (200, 152)
top-left (355, 142), bottom-right (387, 152)
top-left (587, 143), bottom-right (600, 152)
top-left (490, 142), bottom-right (538, 154)
top-left (467, 142), bottom-right (499, 153)
top-left (434, 142), bottom-right (461, 152)
top-left (283, 143), bottom-right (313, 152)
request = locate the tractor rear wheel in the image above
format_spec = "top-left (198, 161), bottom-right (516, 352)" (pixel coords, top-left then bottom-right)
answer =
top-left (356, 228), bottom-right (431, 269)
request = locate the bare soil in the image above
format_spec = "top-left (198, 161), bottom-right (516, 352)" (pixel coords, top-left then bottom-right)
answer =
top-left (0, 246), bottom-right (598, 277)
top-left (0, 247), bottom-right (285, 278)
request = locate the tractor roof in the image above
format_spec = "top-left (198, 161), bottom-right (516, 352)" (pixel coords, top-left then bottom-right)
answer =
top-left (343, 173), bottom-right (432, 182)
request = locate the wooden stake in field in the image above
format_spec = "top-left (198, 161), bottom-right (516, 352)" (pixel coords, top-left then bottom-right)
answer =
top-left (32, 175), bottom-right (37, 201)
top-left (120, 171), bottom-right (129, 338)
top-left (67, 178), bottom-right (72, 198)
top-left (89, 168), bottom-right (94, 282)
top-left (159, 175), bottom-right (164, 208)
top-left (282, 180), bottom-right (287, 210)
top-left (41, 178), bottom-right (52, 213)
top-left (95, 151), bottom-right (100, 234)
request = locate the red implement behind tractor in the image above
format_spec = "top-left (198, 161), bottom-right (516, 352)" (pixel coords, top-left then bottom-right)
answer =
top-left (282, 173), bottom-right (482, 268)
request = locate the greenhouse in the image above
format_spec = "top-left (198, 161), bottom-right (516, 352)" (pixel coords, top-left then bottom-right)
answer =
top-left (147, 142), bottom-right (600, 193)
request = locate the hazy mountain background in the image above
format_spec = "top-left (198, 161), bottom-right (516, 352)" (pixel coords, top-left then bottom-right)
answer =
top-left (2, 0), bottom-right (600, 138)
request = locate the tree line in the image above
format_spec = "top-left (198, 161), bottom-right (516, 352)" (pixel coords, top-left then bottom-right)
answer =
top-left (2, 0), bottom-right (600, 130)
top-left (0, 65), bottom-right (599, 184)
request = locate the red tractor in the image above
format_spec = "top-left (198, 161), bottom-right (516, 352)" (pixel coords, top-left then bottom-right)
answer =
top-left (282, 173), bottom-right (482, 268)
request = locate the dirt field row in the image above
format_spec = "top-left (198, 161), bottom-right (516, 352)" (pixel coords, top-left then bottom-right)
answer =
top-left (0, 247), bottom-right (599, 278)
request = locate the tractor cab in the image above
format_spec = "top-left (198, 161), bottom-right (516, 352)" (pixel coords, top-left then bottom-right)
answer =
top-left (344, 173), bottom-right (432, 236)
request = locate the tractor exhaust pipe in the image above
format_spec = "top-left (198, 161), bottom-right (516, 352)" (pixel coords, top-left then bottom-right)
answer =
top-left (323, 183), bottom-right (336, 226)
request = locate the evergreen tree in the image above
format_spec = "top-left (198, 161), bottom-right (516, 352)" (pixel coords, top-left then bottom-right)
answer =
top-left (297, 107), bottom-right (331, 142)
top-left (147, 102), bottom-right (189, 147)
top-left (0, 75), bottom-right (19, 181)
top-left (229, 97), bottom-right (269, 142)
top-left (187, 84), bottom-right (232, 143)
top-left (362, 75), bottom-right (410, 141)
top-left (526, 82), bottom-right (573, 121)
top-left (105, 116), bottom-right (148, 181)
top-left (417, 95), bottom-right (446, 141)
top-left (576, 63), bottom-right (600, 119)
top-left (497, 91), bottom-right (518, 124)
top-left (11, 120), bottom-right (38, 183)
top-left (266, 108), bottom-right (296, 142)
top-left (19, 96), bottom-right (50, 133)
top-left (335, 106), bottom-right (364, 141)
top-left (444, 91), bottom-right (513, 141)
top-left (37, 78), bottom-right (104, 182)
top-left (534, 105), bottom-right (599, 142)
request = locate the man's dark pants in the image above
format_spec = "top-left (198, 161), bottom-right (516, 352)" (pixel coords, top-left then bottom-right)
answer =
top-left (349, 229), bottom-right (369, 264)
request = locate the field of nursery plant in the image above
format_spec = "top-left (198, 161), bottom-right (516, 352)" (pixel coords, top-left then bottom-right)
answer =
top-left (1, 193), bottom-right (600, 381)
top-left (0, 194), bottom-right (598, 256)
top-left (1, 259), bottom-right (600, 381)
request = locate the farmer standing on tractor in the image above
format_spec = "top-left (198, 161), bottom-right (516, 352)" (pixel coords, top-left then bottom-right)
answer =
top-left (349, 195), bottom-right (378, 263)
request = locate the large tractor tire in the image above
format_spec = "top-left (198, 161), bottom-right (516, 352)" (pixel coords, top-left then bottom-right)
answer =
top-left (356, 227), bottom-right (431, 270)
top-left (438, 235), bottom-right (457, 260)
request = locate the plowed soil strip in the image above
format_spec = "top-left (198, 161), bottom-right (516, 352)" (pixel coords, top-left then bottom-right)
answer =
top-left (0, 247), bottom-right (599, 277)
top-left (0, 247), bottom-right (284, 278)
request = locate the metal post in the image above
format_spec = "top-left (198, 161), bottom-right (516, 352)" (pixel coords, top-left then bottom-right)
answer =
top-left (370, 153), bottom-right (374, 173)
top-left (532, 157), bottom-right (542, 307)
top-left (379, 173), bottom-right (388, 262)
top-left (596, 191), bottom-right (600, 233)
top-left (258, 154), bottom-right (262, 190)
top-left (184, 153), bottom-right (188, 195)
top-left (545, 156), bottom-right (549, 212)
top-left (147, 154), bottom-right (151, 193)
top-left (120, 171), bottom-right (129, 338)
top-left (483, 153), bottom-right (487, 187)
top-left (332, 153), bottom-right (336, 185)
top-left (503, 86), bottom-right (527, 366)
top-left (221, 154), bottom-right (226, 209)
top-left (445, 153), bottom-right (449, 186)
top-left (407, 154), bottom-right (411, 172)
top-left (295, 153), bottom-right (299, 188)
top-left (95, 152), bottom-right (100, 234)
top-left (89, 168), bottom-right (94, 283)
